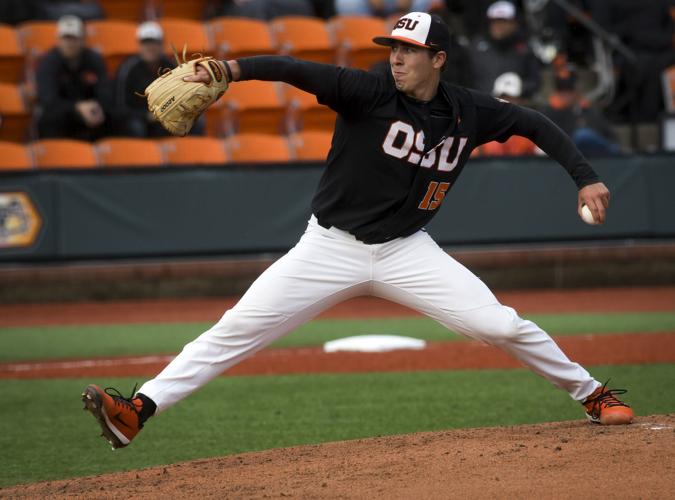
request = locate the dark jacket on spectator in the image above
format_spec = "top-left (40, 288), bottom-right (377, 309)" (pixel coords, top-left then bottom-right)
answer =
top-left (589, 0), bottom-right (675, 122)
top-left (36, 46), bottom-right (109, 140)
top-left (113, 54), bottom-right (174, 137)
top-left (468, 30), bottom-right (541, 98)
top-left (589, 0), bottom-right (674, 53)
top-left (542, 100), bottom-right (618, 142)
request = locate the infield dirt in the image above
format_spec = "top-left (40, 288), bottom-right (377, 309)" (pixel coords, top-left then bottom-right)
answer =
top-left (4, 415), bottom-right (674, 499)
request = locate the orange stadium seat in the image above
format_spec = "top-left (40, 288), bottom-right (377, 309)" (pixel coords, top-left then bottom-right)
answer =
top-left (663, 65), bottom-right (675, 112)
top-left (152, 0), bottom-right (209, 20)
top-left (210, 80), bottom-right (285, 136)
top-left (17, 21), bottom-right (57, 58)
top-left (96, 138), bottom-right (164, 167)
top-left (0, 83), bottom-right (31, 142)
top-left (0, 25), bottom-right (25, 83)
top-left (31, 139), bottom-right (98, 169)
top-left (270, 16), bottom-right (334, 64)
top-left (225, 133), bottom-right (291, 163)
top-left (0, 141), bottom-right (32, 170)
top-left (289, 131), bottom-right (332, 161)
top-left (86, 21), bottom-right (138, 75)
top-left (283, 84), bottom-right (336, 132)
top-left (98, 0), bottom-right (149, 21)
top-left (161, 137), bottom-right (228, 165)
top-left (208, 17), bottom-right (275, 60)
top-left (329, 16), bottom-right (388, 70)
top-left (158, 19), bottom-right (212, 58)
top-left (472, 136), bottom-right (536, 157)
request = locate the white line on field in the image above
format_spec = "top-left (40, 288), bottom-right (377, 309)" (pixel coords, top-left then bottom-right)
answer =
top-left (1, 355), bottom-right (176, 372)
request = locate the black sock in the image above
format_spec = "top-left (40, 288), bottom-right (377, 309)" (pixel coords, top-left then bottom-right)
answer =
top-left (135, 392), bottom-right (157, 425)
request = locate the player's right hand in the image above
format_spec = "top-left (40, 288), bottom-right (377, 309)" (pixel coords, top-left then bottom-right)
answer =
top-left (578, 181), bottom-right (610, 224)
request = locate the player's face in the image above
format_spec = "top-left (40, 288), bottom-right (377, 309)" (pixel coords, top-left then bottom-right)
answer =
top-left (389, 43), bottom-right (445, 100)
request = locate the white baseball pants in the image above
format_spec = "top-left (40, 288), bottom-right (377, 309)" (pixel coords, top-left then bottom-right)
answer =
top-left (139, 216), bottom-right (600, 412)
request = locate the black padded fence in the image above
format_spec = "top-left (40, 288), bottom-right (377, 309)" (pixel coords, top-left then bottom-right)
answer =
top-left (1, 154), bottom-right (673, 262)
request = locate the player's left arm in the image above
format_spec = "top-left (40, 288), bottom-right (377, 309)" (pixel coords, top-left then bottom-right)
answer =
top-left (472, 91), bottom-right (610, 224)
top-left (185, 57), bottom-right (388, 117)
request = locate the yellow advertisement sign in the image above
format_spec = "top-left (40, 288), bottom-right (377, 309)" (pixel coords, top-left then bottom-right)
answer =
top-left (0, 192), bottom-right (42, 248)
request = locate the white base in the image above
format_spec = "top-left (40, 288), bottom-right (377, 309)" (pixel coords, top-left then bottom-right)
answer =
top-left (323, 335), bottom-right (427, 353)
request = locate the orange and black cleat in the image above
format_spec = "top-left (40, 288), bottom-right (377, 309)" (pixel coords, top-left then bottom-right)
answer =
top-left (582, 381), bottom-right (634, 425)
top-left (82, 384), bottom-right (144, 449)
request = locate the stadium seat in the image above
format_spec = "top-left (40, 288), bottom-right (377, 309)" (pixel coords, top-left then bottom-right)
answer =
top-left (0, 141), bottom-right (32, 170)
top-left (158, 18), bottom-right (212, 58)
top-left (152, 0), bottom-right (209, 20)
top-left (289, 131), bottom-right (332, 161)
top-left (663, 65), bottom-right (675, 113)
top-left (473, 137), bottom-right (536, 157)
top-left (283, 84), bottom-right (336, 132)
top-left (270, 16), bottom-right (334, 64)
top-left (0, 25), bottom-right (25, 83)
top-left (225, 133), bottom-right (291, 163)
top-left (0, 83), bottom-right (31, 142)
top-left (98, 0), bottom-right (149, 21)
top-left (86, 21), bottom-right (138, 75)
top-left (96, 138), bottom-right (164, 167)
top-left (208, 17), bottom-right (275, 60)
top-left (211, 80), bottom-right (286, 136)
top-left (161, 137), bottom-right (228, 165)
top-left (329, 16), bottom-right (388, 70)
top-left (31, 139), bottom-right (98, 169)
top-left (17, 21), bottom-right (57, 58)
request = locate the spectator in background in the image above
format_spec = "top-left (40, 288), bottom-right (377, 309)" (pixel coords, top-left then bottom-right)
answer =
top-left (468, 1), bottom-right (541, 99)
top-left (335, 0), bottom-right (434, 16)
top-left (472, 72), bottom-right (536, 157)
top-left (542, 66), bottom-right (620, 156)
top-left (589, 0), bottom-right (675, 123)
top-left (444, 0), bottom-right (503, 38)
top-left (113, 22), bottom-right (174, 138)
top-left (0, 0), bottom-right (43, 25)
top-left (217, 0), bottom-right (315, 19)
top-left (0, 0), bottom-right (103, 24)
top-left (36, 15), bottom-right (109, 140)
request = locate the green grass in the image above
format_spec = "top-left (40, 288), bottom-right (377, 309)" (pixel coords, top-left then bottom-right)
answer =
top-left (0, 364), bottom-right (673, 488)
top-left (1, 312), bottom-right (674, 362)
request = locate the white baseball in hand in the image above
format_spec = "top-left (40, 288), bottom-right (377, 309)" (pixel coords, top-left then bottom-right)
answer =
top-left (580, 205), bottom-right (598, 225)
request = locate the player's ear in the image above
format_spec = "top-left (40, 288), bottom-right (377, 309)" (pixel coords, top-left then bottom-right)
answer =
top-left (432, 50), bottom-right (447, 70)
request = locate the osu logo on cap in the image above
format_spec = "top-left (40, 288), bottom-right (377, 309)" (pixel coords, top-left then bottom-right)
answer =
top-left (395, 18), bottom-right (420, 31)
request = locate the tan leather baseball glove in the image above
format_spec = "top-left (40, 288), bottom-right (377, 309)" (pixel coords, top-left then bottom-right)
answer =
top-left (144, 46), bottom-right (229, 136)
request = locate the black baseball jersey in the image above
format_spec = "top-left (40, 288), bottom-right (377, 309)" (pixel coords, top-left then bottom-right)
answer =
top-left (237, 56), bottom-right (599, 244)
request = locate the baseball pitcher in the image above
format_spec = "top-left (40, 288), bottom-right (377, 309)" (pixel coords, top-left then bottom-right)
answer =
top-left (82, 13), bottom-right (633, 450)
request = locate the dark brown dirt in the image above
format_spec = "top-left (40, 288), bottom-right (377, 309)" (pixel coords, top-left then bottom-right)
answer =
top-left (4, 415), bottom-right (674, 499)
top-left (1, 332), bottom-right (673, 379)
top-left (0, 287), bottom-right (674, 327)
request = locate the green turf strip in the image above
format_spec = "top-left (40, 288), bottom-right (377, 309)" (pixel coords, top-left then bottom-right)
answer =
top-left (1, 312), bottom-right (674, 362)
top-left (0, 364), bottom-right (673, 488)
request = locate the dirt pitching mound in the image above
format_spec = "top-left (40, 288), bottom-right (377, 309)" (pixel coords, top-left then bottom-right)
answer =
top-left (5, 415), bottom-right (673, 499)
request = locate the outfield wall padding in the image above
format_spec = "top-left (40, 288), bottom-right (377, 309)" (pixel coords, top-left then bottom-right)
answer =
top-left (1, 154), bottom-right (673, 262)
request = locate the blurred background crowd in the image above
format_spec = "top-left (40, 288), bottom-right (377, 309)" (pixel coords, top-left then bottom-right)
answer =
top-left (0, 0), bottom-right (673, 159)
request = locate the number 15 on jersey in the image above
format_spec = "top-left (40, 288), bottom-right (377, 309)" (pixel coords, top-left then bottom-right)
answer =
top-left (419, 181), bottom-right (450, 210)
